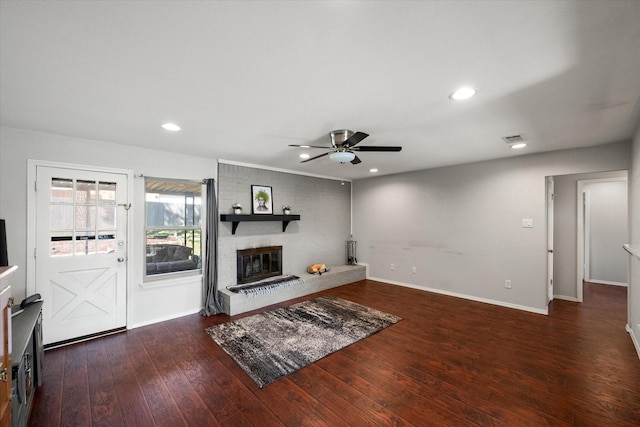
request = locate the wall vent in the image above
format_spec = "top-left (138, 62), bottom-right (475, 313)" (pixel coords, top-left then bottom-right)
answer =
top-left (502, 134), bottom-right (526, 144)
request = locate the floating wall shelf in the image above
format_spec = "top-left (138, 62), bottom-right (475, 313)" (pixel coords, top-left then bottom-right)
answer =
top-left (220, 214), bottom-right (301, 235)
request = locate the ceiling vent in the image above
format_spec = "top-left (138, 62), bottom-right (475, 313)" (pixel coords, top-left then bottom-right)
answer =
top-left (502, 134), bottom-right (527, 149)
top-left (502, 134), bottom-right (526, 144)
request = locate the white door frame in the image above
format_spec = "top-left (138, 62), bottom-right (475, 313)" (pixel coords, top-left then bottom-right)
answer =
top-left (546, 176), bottom-right (554, 304)
top-left (26, 160), bottom-right (134, 329)
top-left (576, 176), bottom-right (628, 302)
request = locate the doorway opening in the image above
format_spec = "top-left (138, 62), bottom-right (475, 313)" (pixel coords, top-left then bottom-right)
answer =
top-left (548, 170), bottom-right (628, 305)
top-left (577, 176), bottom-right (628, 302)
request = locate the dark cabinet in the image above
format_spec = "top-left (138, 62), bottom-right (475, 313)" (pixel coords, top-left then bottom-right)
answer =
top-left (11, 302), bottom-right (43, 427)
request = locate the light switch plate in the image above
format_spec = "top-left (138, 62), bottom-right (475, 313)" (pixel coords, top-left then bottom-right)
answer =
top-left (522, 218), bottom-right (533, 228)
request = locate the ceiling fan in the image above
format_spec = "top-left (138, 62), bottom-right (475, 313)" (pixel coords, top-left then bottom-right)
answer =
top-left (289, 129), bottom-right (402, 164)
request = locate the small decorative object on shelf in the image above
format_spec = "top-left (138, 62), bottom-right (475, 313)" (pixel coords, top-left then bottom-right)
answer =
top-left (282, 204), bottom-right (291, 215)
top-left (232, 203), bottom-right (243, 214)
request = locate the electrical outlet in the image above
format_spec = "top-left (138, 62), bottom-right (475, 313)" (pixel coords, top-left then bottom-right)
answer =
top-left (412, 267), bottom-right (417, 274)
top-left (390, 263), bottom-right (395, 271)
top-left (505, 280), bottom-right (512, 289)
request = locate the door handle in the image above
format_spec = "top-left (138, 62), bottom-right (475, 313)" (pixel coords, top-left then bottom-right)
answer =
top-left (548, 250), bottom-right (553, 253)
top-left (117, 257), bottom-right (125, 262)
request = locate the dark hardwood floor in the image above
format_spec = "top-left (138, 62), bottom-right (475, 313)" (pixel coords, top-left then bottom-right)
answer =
top-left (29, 280), bottom-right (640, 426)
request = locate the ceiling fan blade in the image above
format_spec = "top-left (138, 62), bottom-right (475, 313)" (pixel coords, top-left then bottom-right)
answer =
top-left (301, 152), bottom-right (331, 163)
top-left (351, 155), bottom-right (362, 165)
top-left (343, 132), bottom-right (369, 148)
top-left (289, 144), bottom-right (332, 149)
top-left (353, 146), bottom-right (402, 152)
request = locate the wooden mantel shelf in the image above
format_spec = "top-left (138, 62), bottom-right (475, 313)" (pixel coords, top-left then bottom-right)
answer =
top-left (220, 214), bottom-right (301, 234)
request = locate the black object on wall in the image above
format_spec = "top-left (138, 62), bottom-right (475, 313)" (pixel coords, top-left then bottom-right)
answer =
top-left (0, 219), bottom-right (8, 266)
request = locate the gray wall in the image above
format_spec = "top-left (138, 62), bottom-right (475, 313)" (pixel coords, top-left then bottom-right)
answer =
top-left (217, 162), bottom-right (351, 287)
top-left (553, 171), bottom-right (627, 299)
top-left (353, 141), bottom-right (631, 314)
top-left (585, 180), bottom-right (628, 284)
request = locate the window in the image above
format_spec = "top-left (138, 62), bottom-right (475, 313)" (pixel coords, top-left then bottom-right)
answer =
top-left (50, 178), bottom-right (117, 257)
top-left (145, 178), bottom-right (203, 277)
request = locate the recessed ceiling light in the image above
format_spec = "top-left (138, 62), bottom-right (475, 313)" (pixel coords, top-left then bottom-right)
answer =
top-left (299, 153), bottom-right (310, 159)
top-left (510, 143), bottom-right (527, 149)
top-left (161, 123), bottom-right (181, 131)
top-left (449, 87), bottom-right (476, 101)
top-left (369, 168), bottom-right (378, 173)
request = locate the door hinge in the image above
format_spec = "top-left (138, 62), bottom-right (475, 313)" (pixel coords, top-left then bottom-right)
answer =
top-left (34, 248), bottom-right (37, 259)
top-left (34, 180), bottom-right (37, 192)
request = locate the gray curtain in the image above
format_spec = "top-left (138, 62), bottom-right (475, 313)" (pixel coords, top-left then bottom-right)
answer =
top-left (201, 178), bottom-right (223, 315)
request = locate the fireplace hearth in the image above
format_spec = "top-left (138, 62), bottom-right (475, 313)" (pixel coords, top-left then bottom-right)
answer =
top-left (237, 246), bottom-right (283, 284)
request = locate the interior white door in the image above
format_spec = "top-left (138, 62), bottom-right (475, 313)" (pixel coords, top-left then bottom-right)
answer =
top-left (35, 166), bottom-right (128, 345)
top-left (547, 176), bottom-right (554, 303)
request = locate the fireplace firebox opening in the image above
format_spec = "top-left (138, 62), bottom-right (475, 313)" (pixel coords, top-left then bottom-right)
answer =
top-left (236, 246), bottom-right (283, 284)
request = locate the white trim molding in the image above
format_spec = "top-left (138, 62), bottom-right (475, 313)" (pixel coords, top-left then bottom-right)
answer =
top-left (129, 308), bottom-right (202, 330)
top-left (367, 276), bottom-right (548, 316)
top-left (626, 324), bottom-right (640, 360)
top-left (554, 295), bottom-right (579, 302)
top-left (218, 159), bottom-right (351, 182)
top-left (587, 280), bottom-right (628, 287)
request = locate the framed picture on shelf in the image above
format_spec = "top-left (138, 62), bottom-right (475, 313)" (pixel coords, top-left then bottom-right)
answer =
top-left (251, 185), bottom-right (273, 214)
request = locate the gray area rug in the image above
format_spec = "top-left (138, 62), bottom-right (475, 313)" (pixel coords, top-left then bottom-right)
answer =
top-left (205, 295), bottom-right (401, 388)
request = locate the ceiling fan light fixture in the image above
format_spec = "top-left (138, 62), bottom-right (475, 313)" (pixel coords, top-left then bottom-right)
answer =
top-left (329, 151), bottom-right (356, 163)
top-left (299, 153), bottom-right (310, 159)
top-left (330, 129), bottom-right (353, 147)
top-left (449, 87), bottom-right (476, 101)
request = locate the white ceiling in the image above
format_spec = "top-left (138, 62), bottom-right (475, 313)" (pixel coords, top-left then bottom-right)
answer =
top-left (1, 1), bottom-right (639, 180)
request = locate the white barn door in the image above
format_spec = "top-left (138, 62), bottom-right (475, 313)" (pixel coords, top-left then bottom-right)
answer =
top-left (35, 165), bottom-right (128, 345)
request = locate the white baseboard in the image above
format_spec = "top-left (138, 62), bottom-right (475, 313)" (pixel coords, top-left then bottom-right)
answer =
top-left (554, 295), bottom-right (579, 302)
top-left (129, 307), bottom-right (202, 329)
top-left (626, 325), bottom-right (640, 360)
top-left (366, 276), bottom-right (548, 316)
top-left (587, 279), bottom-right (627, 287)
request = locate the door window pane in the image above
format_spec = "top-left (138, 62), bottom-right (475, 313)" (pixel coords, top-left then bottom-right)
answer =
top-left (51, 178), bottom-right (73, 203)
top-left (76, 180), bottom-right (96, 203)
top-left (75, 205), bottom-right (96, 230)
top-left (97, 233), bottom-right (116, 254)
top-left (75, 232), bottom-right (95, 255)
top-left (50, 233), bottom-right (72, 257)
top-left (98, 206), bottom-right (116, 229)
top-left (50, 205), bottom-right (74, 230)
top-left (98, 182), bottom-right (116, 204)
